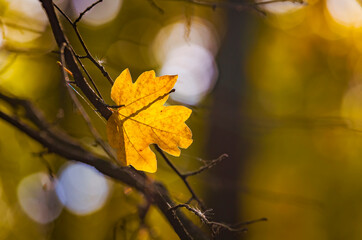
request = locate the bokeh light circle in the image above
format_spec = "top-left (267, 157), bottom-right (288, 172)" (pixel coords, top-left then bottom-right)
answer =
top-left (152, 17), bottom-right (220, 64)
top-left (3, 0), bottom-right (48, 43)
top-left (56, 162), bottom-right (110, 215)
top-left (17, 172), bottom-right (63, 224)
top-left (153, 18), bottom-right (219, 105)
top-left (326, 0), bottom-right (362, 28)
top-left (160, 44), bottom-right (218, 105)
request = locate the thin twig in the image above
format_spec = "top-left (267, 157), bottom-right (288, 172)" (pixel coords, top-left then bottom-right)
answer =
top-left (170, 204), bottom-right (267, 235)
top-left (53, 3), bottom-right (73, 23)
top-left (230, 217), bottom-right (268, 228)
top-left (155, 145), bottom-right (205, 209)
top-left (57, 59), bottom-right (104, 100)
top-left (146, 0), bottom-right (165, 14)
top-left (59, 43), bottom-right (117, 162)
top-left (72, 49), bottom-right (104, 99)
top-left (53, 3), bottom-right (114, 85)
top-left (183, 153), bottom-right (228, 177)
top-left (156, 145), bottom-right (227, 209)
top-left (74, 0), bottom-right (103, 25)
top-left (57, 3), bottom-right (113, 88)
top-left (42, 0), bottom-right (112, 119)
top-left (36, 151), bottom-right (55, 179)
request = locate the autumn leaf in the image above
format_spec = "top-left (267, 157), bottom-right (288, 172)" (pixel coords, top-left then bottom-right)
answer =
top-left (106, 69), bottom-right (193, 173)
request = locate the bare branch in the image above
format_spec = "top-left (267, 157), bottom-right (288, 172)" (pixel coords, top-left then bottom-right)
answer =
top-left (155, 145), bottom-right (206, 209)
top-left (41, 0), bottom-right (112, 119)
top-left (170, 204), bottom-right (267, 236)
top-left (53, 3), bottom-right (114, 85)
top-left (183, 153), bottom-right (228, 177)
top-left (157, 145), bottom-right (228, 209)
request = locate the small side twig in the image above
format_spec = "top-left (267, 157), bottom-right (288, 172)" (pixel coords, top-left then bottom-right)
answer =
top-left (53, 3), bottom-right (114, 85)
top-left (156, 145), bottom-right (227, 209)
top-left (35, 151), bottom-right (55, 179)
top-left (146, 0), bottom-right (165, 14)
top-left (170, 204), bottom-right (267, 236)
top-left (73, 0), bottom-right (103, 25)
top-left (73, 49), bottom-right (105, 100)
top-left (156, 146), bottom-right (204, 208)
top-left (183, 153), bottom-right (228, 177)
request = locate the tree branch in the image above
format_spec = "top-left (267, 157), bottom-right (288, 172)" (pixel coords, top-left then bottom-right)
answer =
top-left (3, 0), bottom-right (212, 238)
top-left (5, 1), bottom-right (268, 238)
top-left (59, 43), bottom-right (117, 162)
top-left (53, 3), bottom-right (114, 85)
top-left (0, 91), bottom-right (208, 240)
top-left (40, 0), bottom-right (112, 119)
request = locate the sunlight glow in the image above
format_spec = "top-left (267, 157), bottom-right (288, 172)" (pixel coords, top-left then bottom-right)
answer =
top-left (56, 162), bottom-right (110, 215)
top-left (326, 0), bottom-right (362, 28)
top-left (17, 172), bottom-right (63, 224)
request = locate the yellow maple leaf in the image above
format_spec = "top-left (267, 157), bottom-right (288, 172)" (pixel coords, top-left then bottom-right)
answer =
top-left (106, 69), bottom-right (193, 173)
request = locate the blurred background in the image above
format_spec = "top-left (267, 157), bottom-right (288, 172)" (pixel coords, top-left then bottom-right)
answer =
top-left (1, 0), bottom-right (362, 239)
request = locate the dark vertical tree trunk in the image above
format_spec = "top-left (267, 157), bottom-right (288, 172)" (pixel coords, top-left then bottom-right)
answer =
top-left (205, 8), bottom-right (256, 240)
